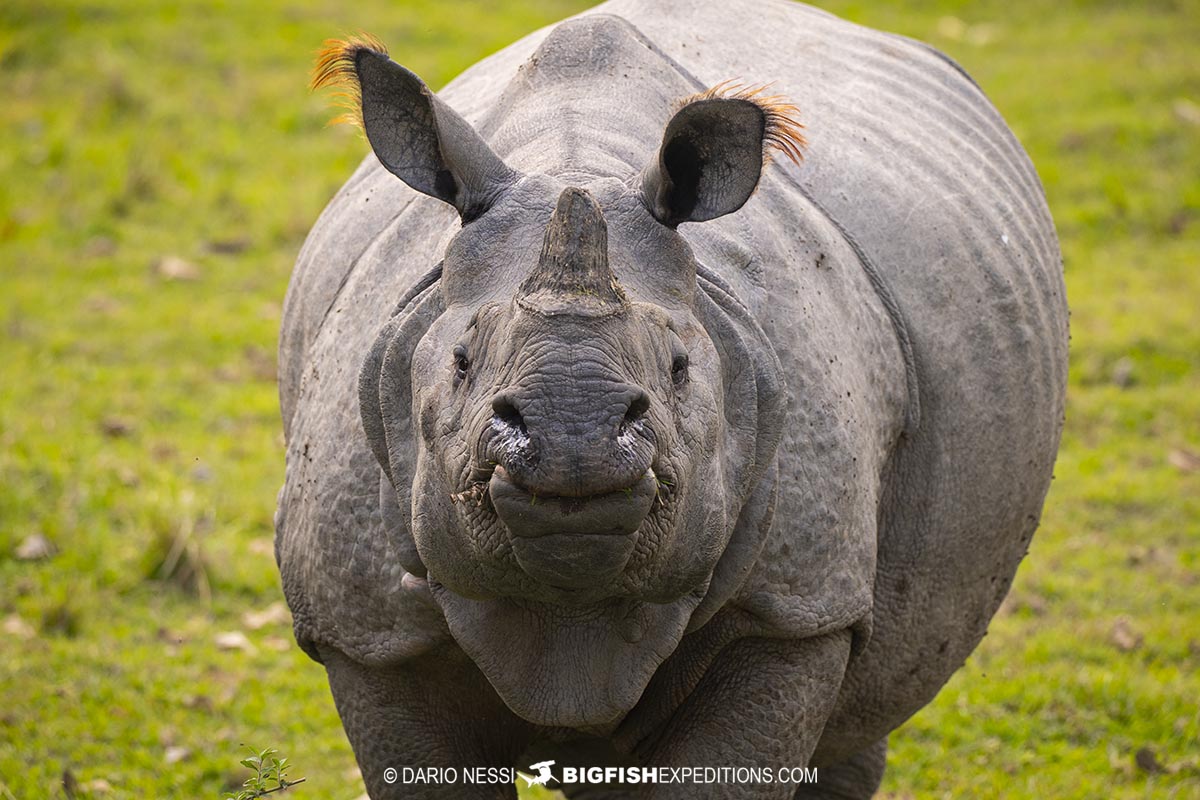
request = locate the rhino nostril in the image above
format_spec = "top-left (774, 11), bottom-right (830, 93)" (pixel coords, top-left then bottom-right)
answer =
top-left (623, 390), bottom-right (651, 428)
top-left (489, 393), bottom-right (535, 477)
top-left (492, 394), bottom-right (526, 432)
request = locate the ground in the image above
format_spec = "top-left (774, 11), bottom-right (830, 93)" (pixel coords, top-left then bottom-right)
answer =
top-left (1, 0), bottom-right (1197, 797)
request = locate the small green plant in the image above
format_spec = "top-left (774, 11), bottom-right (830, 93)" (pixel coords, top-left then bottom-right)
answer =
top-left (225, 746), bottom-right (305, 799)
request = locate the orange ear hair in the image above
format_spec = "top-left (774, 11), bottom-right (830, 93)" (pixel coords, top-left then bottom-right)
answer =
top-left (678, 80), bottom-right (807, 165)
top-left (310, 33), bottom-right (389, 127)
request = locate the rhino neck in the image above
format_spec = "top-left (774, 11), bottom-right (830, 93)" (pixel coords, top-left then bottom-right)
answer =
top-left (476, 14), bottom-right (701, 180)
top-left (430, 583), bottom-right (706, 728)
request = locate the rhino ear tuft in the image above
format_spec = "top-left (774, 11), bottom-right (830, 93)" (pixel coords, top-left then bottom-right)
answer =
top-left (311, 34), bottom-right (391, 127)
top-left (642, 82), bottom-right (806, 227)
top-left (312, 36), bottom-right (519, 222)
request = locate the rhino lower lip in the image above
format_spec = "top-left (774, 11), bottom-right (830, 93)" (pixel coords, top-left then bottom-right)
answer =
top-left (511, 532), bottom-right (638, 590)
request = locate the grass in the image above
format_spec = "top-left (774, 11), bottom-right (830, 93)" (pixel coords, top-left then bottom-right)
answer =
top-left (0, 0), bottom-right (1196, 797)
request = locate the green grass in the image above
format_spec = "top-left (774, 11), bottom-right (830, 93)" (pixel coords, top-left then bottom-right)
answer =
top-left (1, 0), bottom-right (1197, 798)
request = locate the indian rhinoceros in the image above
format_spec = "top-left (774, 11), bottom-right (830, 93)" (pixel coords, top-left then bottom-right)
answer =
top-left (275, 1), bottom-right (1067, 797)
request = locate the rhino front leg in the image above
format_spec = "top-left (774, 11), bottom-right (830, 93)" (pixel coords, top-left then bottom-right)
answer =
top-left (321, 644), bottom-right (532, 800)
top-left (641, 630), bottom-right (853, 800)
top-left (795, 737), bottom-right (887, 799)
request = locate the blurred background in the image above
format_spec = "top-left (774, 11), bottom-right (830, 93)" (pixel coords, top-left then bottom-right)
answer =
top-left (1, 0), bottom-right (1197, 797)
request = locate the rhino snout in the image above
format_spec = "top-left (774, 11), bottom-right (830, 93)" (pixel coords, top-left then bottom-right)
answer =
top-left (486, 384), bottom-right (656, 498)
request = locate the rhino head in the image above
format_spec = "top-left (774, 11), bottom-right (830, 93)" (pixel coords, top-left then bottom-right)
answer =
top-left (317, 36), bottom-right (804, 727)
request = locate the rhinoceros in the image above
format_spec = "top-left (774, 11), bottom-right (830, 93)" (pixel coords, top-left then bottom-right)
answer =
top-left (275, 2), bottom-right (1067, 797)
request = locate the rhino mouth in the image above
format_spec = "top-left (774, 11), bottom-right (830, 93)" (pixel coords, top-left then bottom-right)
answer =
top-left (489, 466), bottom-right (657, 536)
top-left (487, 466), bottom-right (658, 589)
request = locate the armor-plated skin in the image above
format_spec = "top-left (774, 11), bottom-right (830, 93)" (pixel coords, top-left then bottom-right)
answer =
top-left (276, 2), bottom-right (1067, 798)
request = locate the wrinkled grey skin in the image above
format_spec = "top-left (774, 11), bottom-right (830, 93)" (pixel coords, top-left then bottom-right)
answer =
top-left (276, 2), bottom-right (1067, 798)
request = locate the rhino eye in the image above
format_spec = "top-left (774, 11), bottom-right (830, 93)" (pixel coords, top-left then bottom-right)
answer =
top-left (452, 345), bottom-right (470, 381)
top-left (671, 353), bottom-right (689, 386)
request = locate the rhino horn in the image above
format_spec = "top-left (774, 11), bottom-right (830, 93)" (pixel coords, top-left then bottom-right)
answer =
top-left (519, 187), bottom-right (628, 316)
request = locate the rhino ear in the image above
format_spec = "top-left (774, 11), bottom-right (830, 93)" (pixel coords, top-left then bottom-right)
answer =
top-left (641, 83), bottom-right (806, 227)
top-left (313, 36), bottom-right (519, 222)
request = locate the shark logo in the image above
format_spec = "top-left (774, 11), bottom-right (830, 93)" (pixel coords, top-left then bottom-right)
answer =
top-left (519, 760), bottom-right (557, 787)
